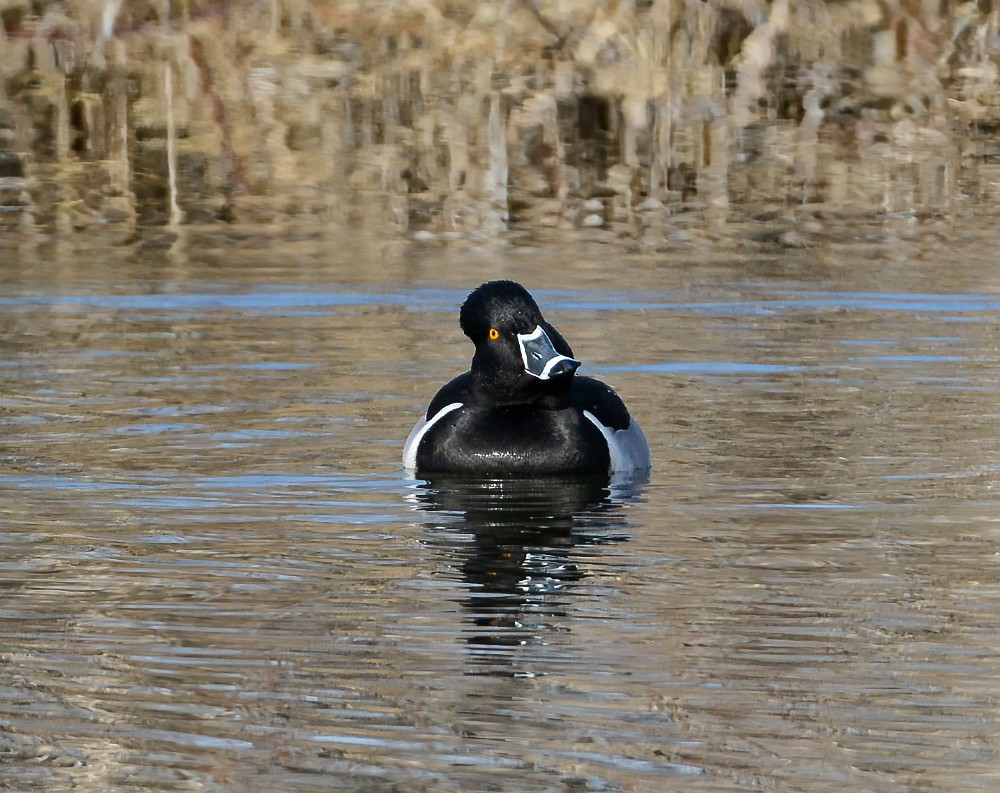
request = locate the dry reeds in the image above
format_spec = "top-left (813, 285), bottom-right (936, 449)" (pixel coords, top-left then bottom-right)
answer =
top-left (0, 0), bottom-right (997, 236)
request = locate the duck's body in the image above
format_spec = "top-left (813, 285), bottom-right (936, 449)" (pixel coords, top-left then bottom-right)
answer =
top-left (403, 281), bottom-right (650, 478)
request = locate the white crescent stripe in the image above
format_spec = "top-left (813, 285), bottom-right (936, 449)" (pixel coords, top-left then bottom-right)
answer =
top-left (538, 353), bottom-right (579, 379)
top-left (517, 325), bottom-right (578, 380)
top-left (582, 410), bottom-right (651, 474)
top-left (516, 325), bottom-right (547, 372)
top-left (402, 402), bottom-right (463, 471)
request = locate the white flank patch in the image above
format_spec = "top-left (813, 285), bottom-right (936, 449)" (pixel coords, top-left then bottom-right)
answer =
top-left (402, 402), bottom-right (463, 471)
top-left (583, 410), bottom-right (652, 474)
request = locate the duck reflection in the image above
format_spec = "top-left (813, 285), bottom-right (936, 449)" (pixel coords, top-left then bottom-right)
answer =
top-left (409, 474), bottom-right (645, 674)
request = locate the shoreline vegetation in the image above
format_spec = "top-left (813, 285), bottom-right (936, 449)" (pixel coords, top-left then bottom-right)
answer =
top-left (1, 0), bottom-right (998, 240)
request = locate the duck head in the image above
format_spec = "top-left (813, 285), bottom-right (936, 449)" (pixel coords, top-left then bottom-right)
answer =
top-left (460, 280), bottom-right (580, 403)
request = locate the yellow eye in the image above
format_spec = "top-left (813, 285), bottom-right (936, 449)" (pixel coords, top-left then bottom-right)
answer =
top-left (488, 328), bottom-right (500, 341)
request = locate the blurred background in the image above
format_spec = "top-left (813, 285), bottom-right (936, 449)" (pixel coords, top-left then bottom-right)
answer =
top-left (0, 0), bottom-right (997, 240)
top-left (5, 4), bottom-right (1000, 793)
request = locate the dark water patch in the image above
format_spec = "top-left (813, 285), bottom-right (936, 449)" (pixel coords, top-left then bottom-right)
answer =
top-left (599, 361), bottom-right (809, 374)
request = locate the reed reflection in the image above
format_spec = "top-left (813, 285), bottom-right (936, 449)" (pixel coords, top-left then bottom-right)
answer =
top-left (411, 475), bottom-right (644, 675)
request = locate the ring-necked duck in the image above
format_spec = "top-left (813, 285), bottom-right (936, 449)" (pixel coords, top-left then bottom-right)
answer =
top-left (403, 280), bottom-right (651, 478)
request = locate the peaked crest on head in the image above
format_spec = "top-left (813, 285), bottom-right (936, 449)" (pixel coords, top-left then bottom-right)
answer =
top-left (403, 278), bottom-right (651, 477)
top-left (460, 280), bottom-right (545, 340)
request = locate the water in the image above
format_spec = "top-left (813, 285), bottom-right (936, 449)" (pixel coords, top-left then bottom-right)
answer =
top-left (2, 223), bottom-right (1000, 792)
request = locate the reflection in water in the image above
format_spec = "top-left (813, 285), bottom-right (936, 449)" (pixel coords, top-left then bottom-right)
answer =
top-left (4, 237), bottom-right (1000, 792)
top-left (410, 476), bottom-right (641, 673)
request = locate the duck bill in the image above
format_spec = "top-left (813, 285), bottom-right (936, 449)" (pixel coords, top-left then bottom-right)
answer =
top-left (517, 325), bottom-right (581, 380)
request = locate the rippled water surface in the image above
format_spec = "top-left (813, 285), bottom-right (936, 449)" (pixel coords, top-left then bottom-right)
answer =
top-left (3, 225), bottom-right (1000, 792)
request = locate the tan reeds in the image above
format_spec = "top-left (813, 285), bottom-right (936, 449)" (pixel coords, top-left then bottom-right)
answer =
top-left (0, 0), bottom-right (995, 236)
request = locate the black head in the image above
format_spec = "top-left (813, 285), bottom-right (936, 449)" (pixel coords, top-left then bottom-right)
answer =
top-left (459, 280), bottom-right (580, 403)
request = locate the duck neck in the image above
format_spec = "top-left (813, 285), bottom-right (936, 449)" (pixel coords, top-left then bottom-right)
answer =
top-left (471, 368), bottom-right (572, 409)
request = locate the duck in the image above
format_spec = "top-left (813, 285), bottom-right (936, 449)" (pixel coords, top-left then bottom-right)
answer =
top-left (403, 280), bottom-right (651, 478)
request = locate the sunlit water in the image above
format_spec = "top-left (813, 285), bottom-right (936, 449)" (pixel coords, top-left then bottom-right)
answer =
top-left (2, 223), bottom-right (1000, 792)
